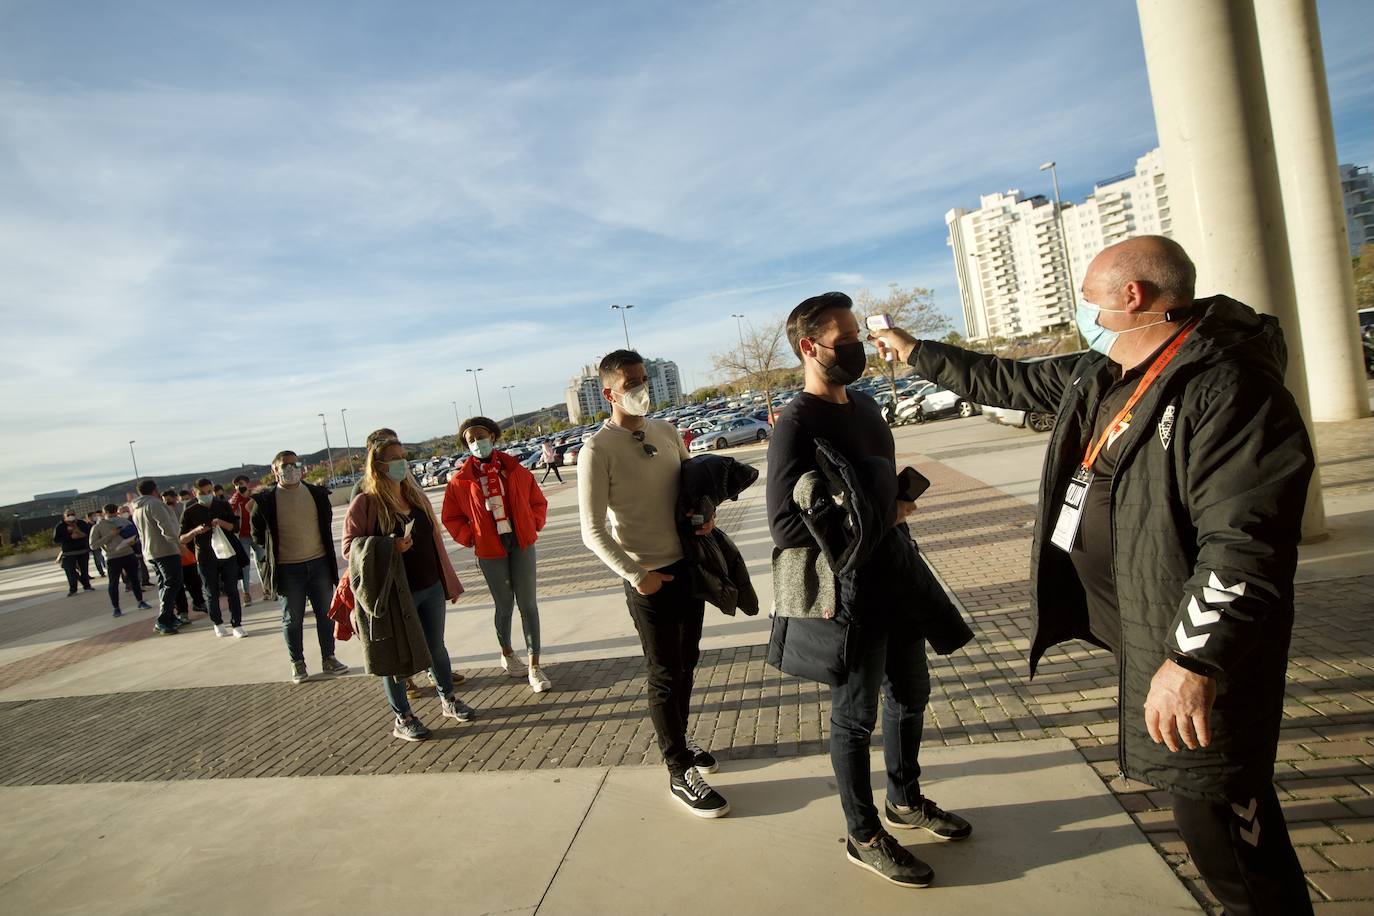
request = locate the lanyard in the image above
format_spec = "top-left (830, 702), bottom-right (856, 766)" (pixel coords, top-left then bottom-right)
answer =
top-left (1081, 320), bottom-right (1198, 470)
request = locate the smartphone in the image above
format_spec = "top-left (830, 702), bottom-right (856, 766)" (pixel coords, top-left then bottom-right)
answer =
top-left (866, 314), bottom-right (895, 360)
top-left (897, 466), bottom-right (931, 503)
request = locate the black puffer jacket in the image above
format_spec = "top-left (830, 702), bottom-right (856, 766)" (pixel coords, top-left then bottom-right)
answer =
top-left (677, 455), bottom-right (760, 616)
top-left (912, 296), bottom-right (1314, 802)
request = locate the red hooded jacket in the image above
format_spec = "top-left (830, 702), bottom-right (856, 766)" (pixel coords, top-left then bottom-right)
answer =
top-left (442, 451), bottom-right (548, 559)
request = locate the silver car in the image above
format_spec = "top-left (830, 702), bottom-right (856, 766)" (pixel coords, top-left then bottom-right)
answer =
top-left (688, 416), bottom-right (771, 452)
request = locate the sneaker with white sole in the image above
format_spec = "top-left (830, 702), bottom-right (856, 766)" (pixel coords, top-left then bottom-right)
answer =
top-left (213, 624), bottom-right (228, 638)
top-left (669, 766), bottom-right (730, 818)
top-left (528, 665), bottom-right (552, 693)
top-left (501, 652), bottom-right (527, 678)
top-left (686, 740), bottom-right (718, 774)
top-left (231, 626), bottom-right (247, 639)
top-left (440, 695), bottom-right (476, 722)
top-left (320, 656), bottom-right (349, 675)
top-left (392, 715), bottom-right (431, 742)
top-left (846, 830), bottom-right (934, 888)
top-left (883, 797), bottom-right (972, 840)
top-left (290, 661), bottom-right (308, 684)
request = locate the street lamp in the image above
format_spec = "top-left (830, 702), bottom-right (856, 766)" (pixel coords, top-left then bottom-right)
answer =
top-left (451, 400), bottom-right (461, 429)
top-left (128, 440), bottom-right (140, 481)
top-left (466, 368), bottom-right (485, 415)
top-left (501, 385), bottom-right (517, 426)
top-left (340, 408), bottom-right (353, 474)
top-left (317, 413), bottom-right (336, 479)
top-left (730, 313), bottom-right (746, 349)
top-left (1039, 160), bottom-right (1085, 346)
top-left (611, 303), bottom-right (635, 349)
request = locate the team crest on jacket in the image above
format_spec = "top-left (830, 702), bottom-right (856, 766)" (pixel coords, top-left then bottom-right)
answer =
top-left (1158, 404), bottom-right (1177, 451)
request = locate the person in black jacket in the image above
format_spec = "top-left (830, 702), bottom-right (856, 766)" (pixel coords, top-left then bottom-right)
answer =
top-left (873, 236), bottom-right (1314, 915)
top-left (180, 478), bottom-right (246, 637)
top-left (768, 293), bottom-right (972, 890)
top-left (53, 510), bottom-right (94, 596)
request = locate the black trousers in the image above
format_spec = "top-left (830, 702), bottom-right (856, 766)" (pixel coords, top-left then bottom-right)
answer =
top-left (61, 552), bottom-right (92, 592)
top-left (541, 461), bottom-right (563, 483)
top-left (198, 556), bottom-right (243, 627)
top-left (181, 562), bottom-right (206, 613)
top-left (1172, 784), bottom-right (1312, 916)
top-left (624, 560), bottom-right (704, 775)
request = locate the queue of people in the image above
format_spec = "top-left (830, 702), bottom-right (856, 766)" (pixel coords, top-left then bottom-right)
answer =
top-left (34, 234), bottom-right (1312, 910)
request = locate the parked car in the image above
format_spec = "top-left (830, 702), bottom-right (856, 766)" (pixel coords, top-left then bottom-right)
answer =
top-left (976, 351), bottom-right (1084, 433)
top-left (688, 417), bottom-right (772, 452)
top-left (902, 381), bottom-right (980, 421)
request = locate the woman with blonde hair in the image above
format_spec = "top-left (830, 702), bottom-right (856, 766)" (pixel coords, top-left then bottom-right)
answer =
top-left (343, 436), bottom-right (476, 741)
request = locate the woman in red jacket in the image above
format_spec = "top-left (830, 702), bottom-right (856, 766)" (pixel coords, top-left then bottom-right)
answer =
top-left (442, 417), bottom-right (551, 692)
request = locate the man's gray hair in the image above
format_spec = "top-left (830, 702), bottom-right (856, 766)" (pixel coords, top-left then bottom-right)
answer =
top-left (1104, 235), bottom-right (1197, 306)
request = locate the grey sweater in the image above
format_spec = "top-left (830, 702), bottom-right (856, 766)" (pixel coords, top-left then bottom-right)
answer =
top-left (131, 495), bottom-right (182, 560)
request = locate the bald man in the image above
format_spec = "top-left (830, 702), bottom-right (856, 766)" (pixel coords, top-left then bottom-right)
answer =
top-left (873, 236), bottom-right (1313, 915)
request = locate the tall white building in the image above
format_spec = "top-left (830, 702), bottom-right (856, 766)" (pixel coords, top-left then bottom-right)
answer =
top-left (1341, 163), bottom-right (1374, 257)
top-left (946, 149), bottom-right (1171, 341)
top-left (564, 357), bottom-right (682, 423)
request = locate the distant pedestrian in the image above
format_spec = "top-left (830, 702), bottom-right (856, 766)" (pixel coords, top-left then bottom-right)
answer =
top-left (85, 511), bottom-right (107, 577)
top-left (130, 479), bottom-right (187, 634)
top-left (250, 450), bottom-right (349, 684)
top-left (540, 439), bottom-right (563, 483)
top-left (445, 416), bottom-right (551, 692)
top-left (89, 503), bottom-right (151, 617)
top-left (181, 478), bottom-right (247, 638)
top-left (345, 436), bottom-right (473, 741)
top-left (52, 510), bottom-right (94, 596)
top-left (229, 474), bottom-right (263, 606)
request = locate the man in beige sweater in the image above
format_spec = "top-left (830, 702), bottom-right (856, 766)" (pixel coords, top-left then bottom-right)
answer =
top-left (579, 349), bottom-right (728, 819)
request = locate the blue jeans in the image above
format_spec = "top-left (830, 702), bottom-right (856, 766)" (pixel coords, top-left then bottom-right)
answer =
top-left (277, 557), bottom-right (336, 664)
top-left (477, 535), bottom-right (541, 655)
top-left (198, 555), bottom-right (243, 627)
top-left (149, 556), bottom-right (184, 630)
top-left (381, 581), bottom-right (455, 716)
top-left (829, 616), bottom-right (931, 842)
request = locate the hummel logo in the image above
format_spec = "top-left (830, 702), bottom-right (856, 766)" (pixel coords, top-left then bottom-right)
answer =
top-left (1158, 404), bottom-right (1176, 451)
top-left (1231, 797), bottom-right (1261, 847)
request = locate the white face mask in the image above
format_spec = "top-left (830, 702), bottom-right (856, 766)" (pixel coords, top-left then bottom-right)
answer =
top-left (277, 465), bottom-right (303, 486)
top-left (619, 383), bottom-right (652, 417)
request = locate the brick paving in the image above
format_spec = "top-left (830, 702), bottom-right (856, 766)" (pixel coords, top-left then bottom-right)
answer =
top-left (0, 429), bottom-right (1369, 910)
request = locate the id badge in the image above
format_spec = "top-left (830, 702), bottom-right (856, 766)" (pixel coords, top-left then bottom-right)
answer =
top-left (1050, 466), bottom-right (1093, 552)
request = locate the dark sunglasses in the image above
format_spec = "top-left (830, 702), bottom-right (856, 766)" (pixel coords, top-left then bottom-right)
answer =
top-left (632, 430), bottom-right (658, 458)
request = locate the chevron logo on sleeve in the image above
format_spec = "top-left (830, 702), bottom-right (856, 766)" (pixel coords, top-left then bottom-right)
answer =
top-left (1231, 798), bottom-right (1261, 846)
top-left (1175, 594), bottom-right (1224, 652)
top-left (1203, 572), bottom-right (1247, 605)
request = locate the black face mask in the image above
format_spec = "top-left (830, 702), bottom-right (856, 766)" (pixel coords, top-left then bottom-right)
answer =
top-left (813, 340), bottom-right (868, 386)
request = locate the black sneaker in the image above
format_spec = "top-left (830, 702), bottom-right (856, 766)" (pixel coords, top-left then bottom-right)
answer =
top-left (392, 715), bottom-right (431, 742)
top-left (846, 831), bottom-right (935, 888)
top-left (112, 608), bottom-right (123, 617)
top-left (154, 624), bottom-right (179, 635)
top-left (884, 797), bottom-right (972, 841)
top-left (687, 740), bottom-right (718, 774)
top-left (668, 766), bottom-right (730, 818)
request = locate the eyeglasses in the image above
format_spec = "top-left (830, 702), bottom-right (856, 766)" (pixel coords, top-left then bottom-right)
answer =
top-left (632, 430), bottom-right (658, 458)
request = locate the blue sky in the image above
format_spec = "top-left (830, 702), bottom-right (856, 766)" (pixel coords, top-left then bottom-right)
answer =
top-left (1, 0), bottom-right (1370, 504)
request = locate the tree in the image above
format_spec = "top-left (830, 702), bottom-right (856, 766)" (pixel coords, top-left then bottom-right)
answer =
top-left (853, 284), bottom-right (951, 395)
top-left (711, 317), bottom-right (791, 422)
top-left (1354, 244), bottom-right (1374, 312)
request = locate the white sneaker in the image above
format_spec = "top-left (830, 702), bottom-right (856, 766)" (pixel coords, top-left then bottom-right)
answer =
top-left (213, 624), bottom-right (228, 638)
top-left (529, 665), bottom-right (552, 693)
top-left (501, 652), bottom-right (527, 678)
top-left (232, 626), bottom-right (247, 639)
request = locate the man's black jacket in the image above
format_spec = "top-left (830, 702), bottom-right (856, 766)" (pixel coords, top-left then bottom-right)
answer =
top-left (677, 455), bottom-right (759, 616)
top-left (912, 295), bottom-right (1314, 802)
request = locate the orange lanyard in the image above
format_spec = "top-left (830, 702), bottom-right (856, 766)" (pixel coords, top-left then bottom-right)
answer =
top-left (1082, 321), bottom-right (1198, 470)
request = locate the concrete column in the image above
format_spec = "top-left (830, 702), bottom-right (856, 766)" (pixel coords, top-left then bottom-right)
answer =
top-left (1255, 0), bottom-right (1369, 422)
top-left (1136, 0), bottom-right (1324, 535)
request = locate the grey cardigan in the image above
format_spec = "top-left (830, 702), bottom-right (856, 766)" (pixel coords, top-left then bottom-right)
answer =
top-left (348, 535), bottom-right (433, 678)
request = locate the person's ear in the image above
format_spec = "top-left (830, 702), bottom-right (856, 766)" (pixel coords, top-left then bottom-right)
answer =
top-left (1123, 280), bottom-right (1150, 313)
top-left (602, 387), bottom-right (615, 404)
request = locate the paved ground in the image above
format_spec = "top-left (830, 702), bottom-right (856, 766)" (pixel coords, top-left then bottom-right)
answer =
top-left (0, 412), bottom-right (1370, 914)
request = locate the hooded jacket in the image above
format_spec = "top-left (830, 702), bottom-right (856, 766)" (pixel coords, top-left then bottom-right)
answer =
top-left (441, 451), bottom-right (548, 560)
top-left (910, 295), bottom-right (1314, 802)
top-left (767, 438), bottom-right (974, 686)
top-left (676, 455), bottom-right (760, 616)
top-left (89, 516), bottom-right (140, 560)
top-left (131, 494), bottom-right (183, 561)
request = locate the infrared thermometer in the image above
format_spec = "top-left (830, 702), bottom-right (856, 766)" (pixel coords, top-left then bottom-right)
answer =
top-left (866, 313), bottom-right (895, 360)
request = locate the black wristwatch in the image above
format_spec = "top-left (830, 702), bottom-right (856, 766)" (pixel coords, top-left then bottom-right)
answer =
top-left (1169, 651), bottom-right (1218, 677)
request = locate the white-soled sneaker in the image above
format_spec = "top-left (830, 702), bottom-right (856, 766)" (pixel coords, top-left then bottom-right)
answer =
top-left (501, 652), bottom-right (527, 678)
top-left (213, 624), bottom-right (228, 638)
top-left (529, 665), bottom-right (552, 693)
top-left (232, 626), bottom-right (247, 639)
top-left (669, 766), bottom-right (730, 818)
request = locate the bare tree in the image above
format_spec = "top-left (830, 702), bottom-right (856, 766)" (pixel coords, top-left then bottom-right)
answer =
top-left (711, 317), bottom-right (792, 423)
top-left (853, 283), bottom-right (951, 399)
